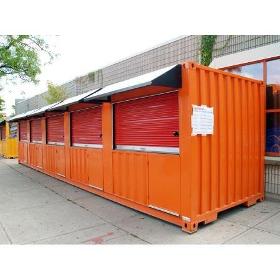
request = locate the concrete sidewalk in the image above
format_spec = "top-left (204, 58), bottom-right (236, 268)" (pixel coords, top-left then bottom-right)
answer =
top-left (1, 158), bottom-right (280, 244)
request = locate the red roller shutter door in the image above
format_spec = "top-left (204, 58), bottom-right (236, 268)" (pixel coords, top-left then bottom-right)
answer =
top-left (30, 119), bottom-right (42, 143)
top-left (71, 106), bottom-right (102, 147)
top-left (47, 114), bottom-right (64, 145)
top-left (19, 121), bottom-right (27, 141)
top-left (114, 91), bottom-right (179, 153)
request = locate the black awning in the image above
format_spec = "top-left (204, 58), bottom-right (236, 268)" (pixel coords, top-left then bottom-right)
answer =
top-left (84, 64), bottom-right (182, 102)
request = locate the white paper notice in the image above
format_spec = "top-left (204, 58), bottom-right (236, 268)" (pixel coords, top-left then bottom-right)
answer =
top-left (191, 105), bottom-right (214, 136)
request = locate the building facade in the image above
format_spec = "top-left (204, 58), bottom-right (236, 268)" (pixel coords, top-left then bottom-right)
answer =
top-left (15, 35), bottom-right (280, 113)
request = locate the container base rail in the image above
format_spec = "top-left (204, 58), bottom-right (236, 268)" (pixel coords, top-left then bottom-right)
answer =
top-left (182, 195), bottom-right (264, 233)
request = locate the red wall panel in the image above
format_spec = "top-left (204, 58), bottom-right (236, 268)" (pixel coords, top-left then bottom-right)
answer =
top-left (114, 92), bottom-right (179, 148)
top-left (71, 106), bottom-right (102, 146)
top-left (47, 114), bottom-right (64, 144)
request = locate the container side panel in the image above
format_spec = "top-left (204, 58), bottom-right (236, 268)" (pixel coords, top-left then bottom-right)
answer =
top-left (45, 145), bottom-right (56, 174)
top-left (179, 64), bottom-right (192, 218)
top-left (186, 63), bottom-right (264, 220)
top-left (241, 79), bottom-right (249, 198)
top-left (218, 74), bottom-right (227, 208)
top-left (112, 151), bottom-right (148, 205)
top-left (226, 75), bottom-right (235, 204)
top-left (200, 69), bottom-right (211, 213)
top-left (29, 144), bottom-right (36, 167)
top-left (148, 153), bottom-right (180, 214)
top-left (87, 149), bottom-right (104, 189)
top-left (234, 78), bottom-right (242, 201)
top-left (56, 146), bottom-right (66, 177)
top-left (69, 147), bottom-right (88, 184)
top-left (253, 83), bottom-right (259, 196)
top-left (209, 72), bottom-right (219, 210)
top-left (24, 142), bottom-right (28, 163)
top-left (247, 81), bottom-right (254, 197)
top-left (29, 143), bottom-right (43, 169)
top-left (189, 68), bottom-right (202, 216)
top-left (37, 144), bottom-right (43, 168)
top-left (18, 142), bottom-right (24, 163)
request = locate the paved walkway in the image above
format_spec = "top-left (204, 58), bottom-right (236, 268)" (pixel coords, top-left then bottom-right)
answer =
top-left (1, 158), bottom-right (280, 244)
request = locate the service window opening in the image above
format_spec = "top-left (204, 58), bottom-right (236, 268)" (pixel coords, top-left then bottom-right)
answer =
top-left (113, 91), bottom-right (179, 154)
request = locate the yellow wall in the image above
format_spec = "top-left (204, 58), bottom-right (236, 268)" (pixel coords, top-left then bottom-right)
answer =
top-left (0, 122), bottom-right (18, 158)
top-left (0, 140), bottom-right (6, 156)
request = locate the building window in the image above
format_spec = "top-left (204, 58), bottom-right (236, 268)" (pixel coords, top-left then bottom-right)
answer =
top-left (227, 62), bottom-right (264, 81)
top-left (266, 112), bottom-right (280, 154)
top-left (267, 59), bottom-right (280, 85)
top-left (266, 59), bottom-right (280, 156)
top-left (225, 59), bottom-right (280, 156)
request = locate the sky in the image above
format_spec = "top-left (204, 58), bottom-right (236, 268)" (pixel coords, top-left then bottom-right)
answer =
top-left (0, 34), bottom-right (183, 116)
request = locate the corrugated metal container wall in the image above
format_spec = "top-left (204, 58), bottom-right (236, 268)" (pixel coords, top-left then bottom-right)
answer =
top-left (180, 63), bottom-right (265, 232)
top-left (19, 120), bottom-right (27, 141)
top-left (30, 119), bottom-right (42, 143)
top-left (19, 142), bottom-right (28, 163)
top-left (47, 114), bottom-right (64, 145)
top-left (114, 92), bottom-right (179, 149)
top-left (71, 105), bottom-right (102, 146)
top-left (15, 62), bottom-right (265, 233)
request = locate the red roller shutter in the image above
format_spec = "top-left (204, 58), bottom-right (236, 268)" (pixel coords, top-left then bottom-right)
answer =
top-left (114, 91), bottom-right (179, 153)
top-left (19, 121), bottom-right (27, 141)
top-left (30, 119), bottom-right (42, 143)
top-left (71, 106), bottom-right (102, 147)
top-left (47, 114), bottom-right (64, 145)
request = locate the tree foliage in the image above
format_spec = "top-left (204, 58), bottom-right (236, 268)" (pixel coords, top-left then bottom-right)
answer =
top-left (0, 96), bottom-right (5, 120)
top-left (0, 35), bottom-right (55, 83)
top-left (44, 82), bottom-right (67, 104)
top-left (200, 35), bottom-right (217, 66)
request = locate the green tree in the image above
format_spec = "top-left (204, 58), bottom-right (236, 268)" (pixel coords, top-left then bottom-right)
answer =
top-left (0, 35), bottom-right (55, 84)
top-left (200, 35), bottom-right (217, 66)
top-left (0, 96), bottom-right (5, 120)
top-left (44, 82), bottom-right (67, 104)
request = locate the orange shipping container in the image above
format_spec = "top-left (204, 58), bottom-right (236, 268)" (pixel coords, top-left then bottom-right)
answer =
top-left (12, 62), bottom-right (265, 233)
